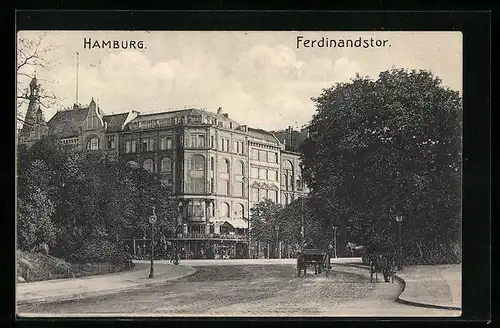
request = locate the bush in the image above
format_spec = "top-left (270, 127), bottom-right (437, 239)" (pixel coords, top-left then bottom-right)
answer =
top-left (69, 240), bottom-right (132, 264)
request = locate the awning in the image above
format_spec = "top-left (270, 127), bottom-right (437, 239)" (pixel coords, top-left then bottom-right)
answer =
top-left (226, 218), bottom-right (248, 229)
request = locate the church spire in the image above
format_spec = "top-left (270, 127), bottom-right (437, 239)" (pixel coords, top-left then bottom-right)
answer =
top-left (19, 75), bottom-right (48, 146)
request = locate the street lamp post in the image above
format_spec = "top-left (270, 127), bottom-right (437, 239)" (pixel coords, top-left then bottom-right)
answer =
top-left (332, 226), bottom-right (338, 258)
top-left (276, 225), bottom-right (280, 259)
top-left (395, 215), bottom-right (404, 270)
top-left (148, 206), bottom-right (157, 279)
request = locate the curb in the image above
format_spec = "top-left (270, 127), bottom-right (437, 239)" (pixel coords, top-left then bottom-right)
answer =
top-left (17, 265), bottom-right (197, 306)
top-left (394, 275), bottom-right (462, 311)
top-left (336, 263), bottom-right (461, 311)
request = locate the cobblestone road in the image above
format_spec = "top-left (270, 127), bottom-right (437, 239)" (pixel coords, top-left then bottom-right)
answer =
top-left (17, 264), bottom-right (460, 317)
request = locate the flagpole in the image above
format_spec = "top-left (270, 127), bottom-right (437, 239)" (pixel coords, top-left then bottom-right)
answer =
top-left (76, 52), bottom-right (79, 105)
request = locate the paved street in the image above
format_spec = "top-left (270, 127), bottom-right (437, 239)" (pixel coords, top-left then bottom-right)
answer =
top-left (17, 263), bottom-right (460, 317)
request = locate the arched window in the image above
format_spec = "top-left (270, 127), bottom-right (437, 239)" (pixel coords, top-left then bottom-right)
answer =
top-left (161, 157), bottom-right (172, 172)
top-left (190, 154), bottom-right (205, 194)
top-left (219, 158), bottom-right (230, 195)
top-left (208, 202), bottom-right (215, 217)
top-left (220, 158), bottom-right (230, 173)
top-left (236, 161), bottom-right (245, 176)
top-left (86, 136), bottom-right (99, 150)
top-left (237, 203), bottom-right (245, 218)
top-left (283, 160), bottom-right (294, 191)
top-left (143, 159), bottom-right (155, 173)
top-left (127, 161), bottom-right (139, 169)
top-left (191, 154), bottom-right (205, 171)
top-left (221, 202), bottom-right (230, 218)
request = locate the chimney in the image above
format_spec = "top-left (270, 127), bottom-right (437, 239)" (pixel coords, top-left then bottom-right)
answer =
top-left (217, 107), bottom-right (223, 114)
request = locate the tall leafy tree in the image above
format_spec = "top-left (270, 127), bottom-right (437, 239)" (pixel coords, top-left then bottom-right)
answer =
top-left (301, 69), bottom-right (462, 263)
top-left (250, 199), bottom-right (282, 245)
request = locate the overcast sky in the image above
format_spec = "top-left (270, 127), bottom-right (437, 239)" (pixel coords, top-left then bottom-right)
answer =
top-left (17, 31), bottom-right (462, 131)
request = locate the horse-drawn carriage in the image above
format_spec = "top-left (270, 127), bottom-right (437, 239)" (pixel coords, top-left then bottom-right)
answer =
top-left (297, 248), bottom-right (331, 277)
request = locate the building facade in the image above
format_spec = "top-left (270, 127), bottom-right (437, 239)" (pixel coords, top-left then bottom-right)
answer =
top-left (18, 77), bottom-right (309, 259)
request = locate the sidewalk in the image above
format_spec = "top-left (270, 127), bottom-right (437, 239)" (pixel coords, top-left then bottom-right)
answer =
top-left (396, 264), bottom-right (462, 310)
top-left (17, 262), bottom-right (196, 305)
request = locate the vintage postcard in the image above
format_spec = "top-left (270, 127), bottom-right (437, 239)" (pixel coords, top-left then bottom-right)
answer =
top-left (16, 30), bottom-right (462, 317)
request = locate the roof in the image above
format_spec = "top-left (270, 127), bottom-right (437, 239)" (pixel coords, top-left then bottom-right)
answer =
top-left (247, 127), bottom-right (279, 144)
top-left (103, 113), bottom-right (129, 132)
top-left (47, 107), bottom-right (90, 138)
top-left (132, 108), bottom-right (240, 125)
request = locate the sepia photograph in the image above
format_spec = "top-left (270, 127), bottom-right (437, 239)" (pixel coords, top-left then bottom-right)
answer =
top-left (16, 30), bottom-right (462, 317)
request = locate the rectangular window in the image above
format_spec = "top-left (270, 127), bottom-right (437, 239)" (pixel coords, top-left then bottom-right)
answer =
top-left (220, 179), bottom-right (229, 195)
top-left (190, 177), bottom-right (205, 194)
top-left (166, 137), bottom-right (172, 149)
top-left (258, 189), bottom-right (268, 202)
top-left (210, 178), bottom-right (214, 193)
top-left (197, 135), bottom-right (205, 147)
top-left (142, 138), bottom-right (154, 152)
top-left (188, 201), bottom-right (204, 217)
top-left (273, 153), bottom-right (279, 163)
top-left (235, 181), bottom-right (244, 197)
top-left (211, 136), bottom-right (214, 148)
top-left (251, 149), bottom-right (258, 160)
top-left (160, 137), bottom-right (167, 150)
top-left (125, 140), bottom-right (137, 153)
top-left (107, 135), bottom-right (116, 149)
top-left (251, 187), bottom-right (258, 201)
top-left (258, 150), bottom-right (267, 162)
top-left (259, 168), bottom-right (267, 180)
top-left (268, 170), bottom-right (276, 181)
top-left (210, 157), bottom-right (214, 171)
top-left (251, 167), bottom-right (259, 178)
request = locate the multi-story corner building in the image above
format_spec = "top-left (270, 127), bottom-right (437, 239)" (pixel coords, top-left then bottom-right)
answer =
top-left (18, 76), bottom-right (309, 259)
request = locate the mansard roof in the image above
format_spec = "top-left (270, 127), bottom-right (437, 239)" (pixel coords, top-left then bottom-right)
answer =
top-left (247, 127), bottom-right (280, 144)
top-left (131, 108), bottom-right (240, 124)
